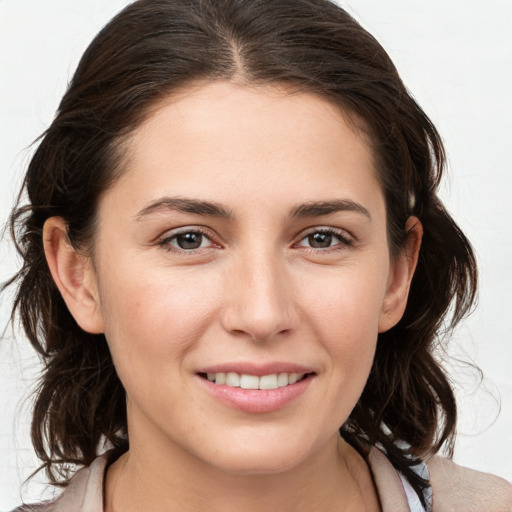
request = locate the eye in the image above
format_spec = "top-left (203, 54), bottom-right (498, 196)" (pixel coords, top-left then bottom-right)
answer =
top-left (159, 228), bottom-right (216, 252)
top-left (296, 228), bottom-right (353, 251)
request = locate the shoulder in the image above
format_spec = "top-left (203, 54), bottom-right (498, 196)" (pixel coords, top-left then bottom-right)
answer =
top-left (366, 445), bottom-right (430, 511)
top-left (10, 453), bottom-right (110, 512)
top-left (426, 455), bottom-right (512, 512)
top-left (366, 443), bottom-right (511, 512)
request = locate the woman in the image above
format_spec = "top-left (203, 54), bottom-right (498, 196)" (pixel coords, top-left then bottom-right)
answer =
top-left (4, 0), bottom-right (511, 510)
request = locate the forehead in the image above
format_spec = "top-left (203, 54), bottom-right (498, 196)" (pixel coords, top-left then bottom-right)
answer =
top-left (108, 81), bottom-right (382, 216)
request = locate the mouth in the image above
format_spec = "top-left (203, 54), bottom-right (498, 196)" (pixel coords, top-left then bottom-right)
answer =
top-left (197, 371), bottom-right (314, 390)
top-left (195, 363), bottom-right (316, 413)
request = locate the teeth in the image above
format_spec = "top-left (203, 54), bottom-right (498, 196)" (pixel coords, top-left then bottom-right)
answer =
top-left (205, 372), bottom-right (306, 389)
top-left (277, 373), bottom-right (289, 387)
top-left (289, 373), bottom-right (299, 384)
top-left (226, 372), bottom-right (240, 387)
top-left (259, 374), bottom-right (278, 389)
top-left (240, 374), bottom-right (259, 389)
top-left (208, 372), bottom-right (226, 384)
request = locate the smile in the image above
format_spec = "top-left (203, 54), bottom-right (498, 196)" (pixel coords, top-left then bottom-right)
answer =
top-left (196, 368), bottom-right (315, 413)
top-left (202, 372), bottom-right (307, 389)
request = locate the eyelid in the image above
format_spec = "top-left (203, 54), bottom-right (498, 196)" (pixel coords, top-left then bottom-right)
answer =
top-left (155, 225), bottom-right (354, 254)
top-left (157, 226), bottom-right (221, 253)
top-left (294, 226), bottom-right (354, 251)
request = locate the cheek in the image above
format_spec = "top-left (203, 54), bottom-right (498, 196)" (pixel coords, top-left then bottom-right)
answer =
top-left (303, 260), bottom-right (389, 340)
top-left (97, 264), bottom-right (223, 384)
top-left (300, 262), bottom-right (388, 392)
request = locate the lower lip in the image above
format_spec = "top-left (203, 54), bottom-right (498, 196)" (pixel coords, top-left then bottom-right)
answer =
top-left (197, 374), bottom-right (314, 413)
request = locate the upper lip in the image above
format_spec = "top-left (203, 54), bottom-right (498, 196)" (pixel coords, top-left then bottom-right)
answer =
top-left (196, 362), bottom-right (316, 376)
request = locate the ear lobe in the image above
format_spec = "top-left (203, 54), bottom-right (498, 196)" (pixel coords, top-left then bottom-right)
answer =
top-left (43, 217), bottom-right (105, 334)
top-left (378, 217), bottom-right (423, 333)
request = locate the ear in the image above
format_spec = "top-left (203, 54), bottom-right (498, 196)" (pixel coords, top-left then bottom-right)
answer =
top-left (43, 217), bottom-right (105, 334)
top-left (378, 217), bottom-right (423, 333)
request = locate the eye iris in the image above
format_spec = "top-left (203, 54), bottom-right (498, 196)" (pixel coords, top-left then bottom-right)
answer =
top-left (308, 232), bottom-right (333, 248)
top-left (176, 232), bottom-right (203, 249)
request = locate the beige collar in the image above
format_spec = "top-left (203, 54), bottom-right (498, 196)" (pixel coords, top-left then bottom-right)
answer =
top-left (51, 447), bottom-right (413, 512)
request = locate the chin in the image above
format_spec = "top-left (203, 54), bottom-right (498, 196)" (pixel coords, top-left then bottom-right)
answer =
top-left (208, 450), bottom-right (306, 476)
top-left (196, 428), bottom-right (321, 476)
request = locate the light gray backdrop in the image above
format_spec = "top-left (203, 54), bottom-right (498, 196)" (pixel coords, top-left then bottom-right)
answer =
top-left (1, 0), bottom-right (511, 509)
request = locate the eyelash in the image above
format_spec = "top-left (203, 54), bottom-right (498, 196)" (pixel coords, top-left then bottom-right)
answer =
top-left (158, 227), bottom-right (216, 254)
top-left (157, 227), bottom-right (354, 254)
top-left (295, 227), bottom-right (354, 253)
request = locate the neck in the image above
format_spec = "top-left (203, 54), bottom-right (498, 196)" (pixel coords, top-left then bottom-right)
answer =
top-left (105, 433), bottom-right (379, 512)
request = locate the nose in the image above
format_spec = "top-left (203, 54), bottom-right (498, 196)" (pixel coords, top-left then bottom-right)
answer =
top-left (220, 249), bottom-right (298, 343)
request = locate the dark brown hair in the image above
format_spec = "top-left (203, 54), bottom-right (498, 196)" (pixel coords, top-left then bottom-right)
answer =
top-left (5, 0), bottom-right (477, 506)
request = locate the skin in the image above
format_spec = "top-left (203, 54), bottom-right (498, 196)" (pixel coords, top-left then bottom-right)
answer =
top-left (44, 81), bottom-right (422, 511)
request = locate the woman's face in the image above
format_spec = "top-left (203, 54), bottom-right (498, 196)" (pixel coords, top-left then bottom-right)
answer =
top-left (78, 81), bottom-right (415, 474)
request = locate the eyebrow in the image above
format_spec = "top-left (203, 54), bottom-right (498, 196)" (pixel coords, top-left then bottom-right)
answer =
top-left (289, 199), bottom-right (371, 220)
top-left (135, 197), bottom-right (233, 220)
top-left (135, 197), bottom-right (370, 221)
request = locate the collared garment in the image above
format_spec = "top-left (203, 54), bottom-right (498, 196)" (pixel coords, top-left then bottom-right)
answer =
top-left (12, 447), bottom-right (512, 512)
